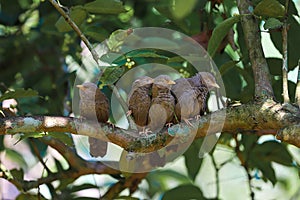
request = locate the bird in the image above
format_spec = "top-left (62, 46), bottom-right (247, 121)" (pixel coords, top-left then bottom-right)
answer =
top-left (77, 82), bottom-right (110, 157)
top-left (127, 76), bottom-right (154, 135)
top-left (148, 75), bottom-right (176, 133)
top-left (172, 72), bottom-right (219, 125)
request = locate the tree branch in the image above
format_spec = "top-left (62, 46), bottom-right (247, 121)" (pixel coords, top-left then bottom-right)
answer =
top-left (102, 173), bottom-right (148, 199)
top-left (0, 100), bottom-right (299, 151)
top-left (237, 0), bottom-right (274, 98)
top-left (282, 0), bottom-right (290, 103)
top-left (0, 136), bottom-right (121, 192)
top-left (295, 61), bottom-right (300, 107)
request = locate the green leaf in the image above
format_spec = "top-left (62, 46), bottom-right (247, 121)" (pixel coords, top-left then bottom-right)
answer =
top-left (162, 184), bottom-right (205, 200)
top-left (254, 0), bottom-right (285, 18)
top-left (146, 170), bottom-right (191, 197)
top-left (171, 0), bottom-right (198, 19)
top-left (115, 196), bottom-right (139, 200)
top-left (100, 52), bottom-right (125, 65)
top-left (126, 49), bottom-right (168, 59)
top-left (70, 183), bottom-right (99, 193)
top-left (248, 141), bottom-right (293, 186)
top-left (154, 1), bottom-right (190, 33)
top-left (47, 132), bottom-right (73, 147)
top-left (219, 60), bottom-right (240, 76)
top-left (99, 66), bottom-right (125, 87)
top-left (270, 16), bottom-right (300, 69)
top-left (267, 58), bottom-right (282, 75)
top-left (251, 159), bottom-right (277, 185)
top-left (10, 168), bottom-right (24, 180)
top-left (241, 134), bottom-right (259, 161)
top-left (55, 6), bottom-right (87, 32)
top-left (184, 139), bottom-right (203, 181)
top-left (19, 132), bottom-right (46, 142)
top-left (84, 27), bottom-right (109, 42)
top-left (57, 178), bottom-right (74, 190)
top-left (16, 193), bottom-right (46, 200)
top-left (208, 15), bottom-right (241, 57)
top-left (264, 18), bottom-right (283, 29)
top-left (84, 0), bottom-right (126, 14)
top-left (252, 141), bottom-right (293, 166)
top-left (106, 29), bottom-right (133, 52)
top-left (167, 56), bottom-right (185, 63)
top-left (5, 149), bottom-right (27, 169)
top-left (0, 88), bottom-right (38, 102)
top-left (0, 135), bottom-right (4, 151)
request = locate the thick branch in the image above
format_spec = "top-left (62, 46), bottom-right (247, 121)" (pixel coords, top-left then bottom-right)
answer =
top-left (237, 0), bottom-right (274, 98)
top-left (0, 100), bottom-right (300, 150)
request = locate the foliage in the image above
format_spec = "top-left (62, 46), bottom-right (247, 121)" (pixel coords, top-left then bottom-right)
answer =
top-left (0, 0), bottom-right (300, 199)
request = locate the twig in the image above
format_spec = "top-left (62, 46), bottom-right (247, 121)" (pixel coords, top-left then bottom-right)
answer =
top-left (102, 173), bottom-right (147, 199)
top-left (48, 0), bottom-right (100, 67)
top-left (0, 137), bottom-right (121, 192)
top-left (295, 60), bottom-right (300, 107)
top-left (244, 165), bottom-right (254, 200)
top-left (29, 138), bottom-right (52, 174)
top-left (282, 0), bottom-right (290, 103)
top-left (211, 152), bottom-right (220, 199)
top-left (237, 0), bottom-right (274, 99)
top-left (234, 134), bottom-right (254, 200)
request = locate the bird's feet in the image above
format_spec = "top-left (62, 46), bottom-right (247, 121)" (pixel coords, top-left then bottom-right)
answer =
top-left (166, 122), bottom-right (173, 128)
top-left (126, 110), bottom-right (132, 117)
top-left (183, 118), bottom-right (194, 127)
top-left (139, 128), bottom-right (152, 136)
top-left (107, 121), bottom-right (115, 129)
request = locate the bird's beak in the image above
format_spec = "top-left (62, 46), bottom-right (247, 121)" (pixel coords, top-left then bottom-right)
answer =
top-left (76, 85), bottom-right (84, 89)
top-left (168, 80), bottom-right (176, 85)
top-left (211, 82), bottom-right (220, 89)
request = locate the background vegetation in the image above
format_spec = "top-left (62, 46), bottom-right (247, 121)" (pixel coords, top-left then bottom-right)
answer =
top-left (0, 0), bottom-right (300, 199)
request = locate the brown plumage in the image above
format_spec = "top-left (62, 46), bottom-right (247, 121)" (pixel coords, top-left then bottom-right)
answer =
top-left (77, 82), bottom-right (109, 157)
top-left (148, 75), bottom-right (175, 133)
top-left (127, 76), bottom-right (154, 134)
top-left (172, 72), bottom-right (219, 124)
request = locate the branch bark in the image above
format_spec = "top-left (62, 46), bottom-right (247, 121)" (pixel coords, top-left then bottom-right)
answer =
top-left (237, 0), bottom-right (274, 98)
top-left (0, 100), bottom-right (299, 150)
top-left (282, 0), bottom-right (290, 103)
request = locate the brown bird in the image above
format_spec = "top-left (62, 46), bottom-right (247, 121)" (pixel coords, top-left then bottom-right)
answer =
top-left (77, 82), bottom-right (109, 157)
top-left (148, 75), bottom-right (176, 133)
top-left (172, 72), bottom-right (219, 125)
top-left (127, 76), bottom-right (154, 135)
